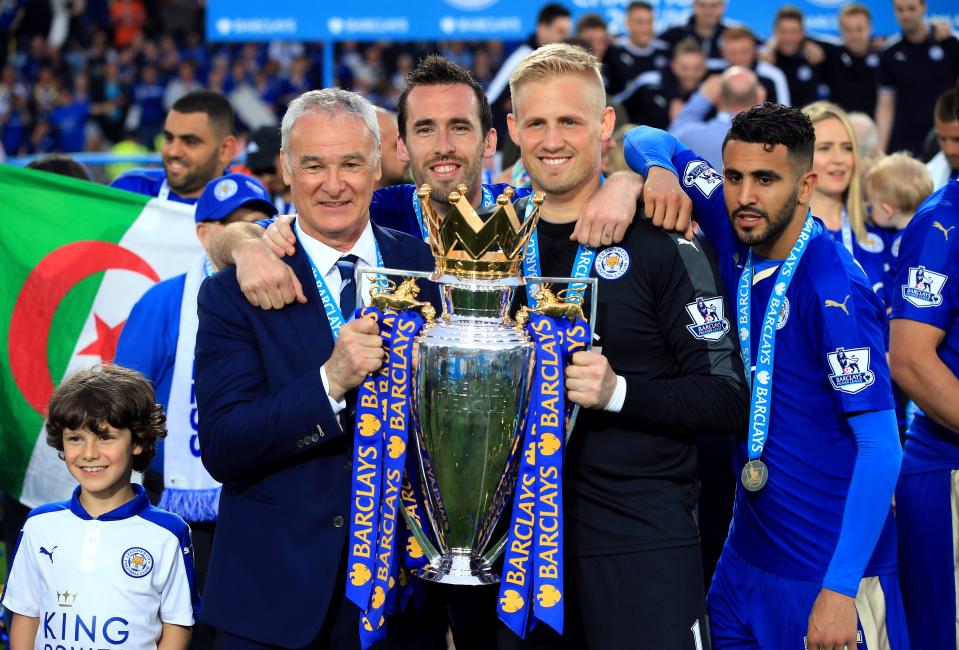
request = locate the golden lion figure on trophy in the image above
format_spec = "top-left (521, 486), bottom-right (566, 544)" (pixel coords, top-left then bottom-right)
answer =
top-left (369, 278), bottom-right (436, 322)
top-left (515, 284), bottom-right (586, 327)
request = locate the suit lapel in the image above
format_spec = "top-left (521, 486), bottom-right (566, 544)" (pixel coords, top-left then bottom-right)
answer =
top-left (375, 223), bottom-right (431, 274)
top-left (281, 223), bottom-right (417, 370)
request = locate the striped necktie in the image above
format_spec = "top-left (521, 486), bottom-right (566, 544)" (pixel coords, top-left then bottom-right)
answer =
top-left (336, 254), bottom-right (359, 321)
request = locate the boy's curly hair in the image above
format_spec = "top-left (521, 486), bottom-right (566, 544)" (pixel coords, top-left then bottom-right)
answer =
top-left (46, 365), bottom-right (167, 472)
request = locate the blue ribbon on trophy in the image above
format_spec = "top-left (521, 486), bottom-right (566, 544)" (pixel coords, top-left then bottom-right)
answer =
top-left (343, 183), bottom-right (598, 645)
top-left (345, 307), bottom-right (392, 613)
top-left (497, 313), bottom-right (590, 638)
top-left (359, 309), bottom-right (424, 646)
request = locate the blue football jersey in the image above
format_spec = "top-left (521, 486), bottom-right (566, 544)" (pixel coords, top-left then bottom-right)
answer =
top-left (891, 180), bottom-right (959, 474)
top-left (369, 182), bottom-right (527, 239)
top-left (110, 168), bottom-right (198, 205)
top-left (825, 222), bottom-right (888, 300)
top-left (624, 129), bottom-right (898, 582)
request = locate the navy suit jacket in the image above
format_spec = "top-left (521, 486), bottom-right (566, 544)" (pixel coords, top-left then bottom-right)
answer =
top-left (195, 222), bottom-right (436, 646)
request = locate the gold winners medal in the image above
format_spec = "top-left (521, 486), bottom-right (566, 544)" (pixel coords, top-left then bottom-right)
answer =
top-left (741, 459), bottom-right (768, 492)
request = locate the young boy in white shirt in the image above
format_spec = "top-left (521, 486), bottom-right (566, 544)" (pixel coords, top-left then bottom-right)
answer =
top-left (1, 365), bottom-right (198, 650)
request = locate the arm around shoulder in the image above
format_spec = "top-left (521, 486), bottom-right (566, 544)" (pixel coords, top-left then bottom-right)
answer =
top-left (621, 235), bottom-right (748, 433)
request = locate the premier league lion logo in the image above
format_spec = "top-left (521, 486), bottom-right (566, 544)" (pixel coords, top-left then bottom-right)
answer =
top-left (682, 160), bottom-right (723, 198)
top-left (685, 296), bottom-right (730, 341)
top-left (826, 347), bottom-right (875, 394)
top-left (902, 265), bottom-right (947, 307)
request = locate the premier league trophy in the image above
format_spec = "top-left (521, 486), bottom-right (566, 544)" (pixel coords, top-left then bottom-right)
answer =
top-left (349, 184), bottom-right (593, 640)
top-left (401, 184), bottom-right (543, 585)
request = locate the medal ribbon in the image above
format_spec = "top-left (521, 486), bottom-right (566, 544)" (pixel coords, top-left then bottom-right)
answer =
top-left (412, 184), bottom-right (494, 241)
top-left (498, 314), bottom-right (589, 638)
top-left (839, 207), bottom-right (853, 256)
top-left (738, 213), bottom-right (819, 462)
top-left (298, 224), bottom-right (385, 341)
top-left (522, 175), bottom-right (604, 306)
top-left (358, 309), bottom-right (424, 648)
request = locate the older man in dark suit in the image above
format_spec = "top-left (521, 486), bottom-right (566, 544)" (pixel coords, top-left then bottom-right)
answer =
top-left (195, 88), bottom-right (442, 649)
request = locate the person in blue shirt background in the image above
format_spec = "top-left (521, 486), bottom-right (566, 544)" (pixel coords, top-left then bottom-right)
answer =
top-left (47, 86), bottom-right (89, 153)
top-left (111, 90), bottom-right (236, 205)
top-left (888, 81), bottom-right (959, 650)
top-left (624, 104), bottom-right (906, 650)
top-left (803, 101), bottom-right (888, 299)
top-left (114, 173), bottom-right (275, 650)
top-left (131, 64), bottom-right (167, 146)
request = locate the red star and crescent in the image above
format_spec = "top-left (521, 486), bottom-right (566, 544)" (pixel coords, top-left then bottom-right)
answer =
top-left (8, 241), bottom-right (160, 415)
top-left (77, 314), bottom-right (127, 362)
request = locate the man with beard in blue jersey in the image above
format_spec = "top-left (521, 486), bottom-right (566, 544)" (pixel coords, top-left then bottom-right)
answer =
top-left (622, 106), bottom-right (907, 650)
top-left (888, 82), bottom-right (959, 650)
top-left (112, 91), bottom-right (237, 206)
top-left (208, 56), bottom-right (647, 310)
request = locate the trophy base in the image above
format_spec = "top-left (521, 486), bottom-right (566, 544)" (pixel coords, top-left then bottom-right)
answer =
top-left (415, 549), bottom-right (499, 586)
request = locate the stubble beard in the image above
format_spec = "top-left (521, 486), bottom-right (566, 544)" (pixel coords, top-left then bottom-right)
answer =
top-left (730, 186), bottom-right (800, 249)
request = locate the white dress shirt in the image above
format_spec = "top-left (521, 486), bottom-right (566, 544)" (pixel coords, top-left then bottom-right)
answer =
top-left (295, 218), bottom-right (380, 416)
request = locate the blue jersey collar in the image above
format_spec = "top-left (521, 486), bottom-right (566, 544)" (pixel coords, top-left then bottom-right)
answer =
top-left (69, 483), bottom-right (151, 521)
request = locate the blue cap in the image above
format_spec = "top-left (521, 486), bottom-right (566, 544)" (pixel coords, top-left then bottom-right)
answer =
top-left (196, 173), bottom-right (278, 223)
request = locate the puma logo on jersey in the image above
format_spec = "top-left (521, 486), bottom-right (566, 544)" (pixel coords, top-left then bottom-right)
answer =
top-left (39, 546), bottom-right (58, 563)
top-left (677, 238), bottom-right (698, 251)
top-left (824, 295), bottom-right (850, 316)
top-left (933, 221), bottom-right (955, 240)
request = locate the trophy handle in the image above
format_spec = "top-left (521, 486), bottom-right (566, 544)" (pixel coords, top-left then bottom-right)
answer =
top-left (482, 532), bottom-right (509, 566)
top-left (401, 505), bottom-right (442, 565)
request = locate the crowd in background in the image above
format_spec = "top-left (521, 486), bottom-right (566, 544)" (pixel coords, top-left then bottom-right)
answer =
top-left (2, 0), bottom-right (957, 177)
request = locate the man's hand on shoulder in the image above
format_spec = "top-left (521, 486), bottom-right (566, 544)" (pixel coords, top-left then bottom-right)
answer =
top-left (643, 166), bottom-right (694, 239)
top-left (263, 214), bottom-right (297, 257)
top-left (234, 236), bottom-right (306, 310)
top-left (323, 317), bottom-right (384, 402)
top-left (805, 588), bottom-right (858, 650)
top-left (571, 171), bottom-right (644, 247)
top-left (803, 39), bottom-right (825, 65)
top-left (931, 18), bottom-right (954, 43)
top-left (565, 350), bottom-right (617, 409)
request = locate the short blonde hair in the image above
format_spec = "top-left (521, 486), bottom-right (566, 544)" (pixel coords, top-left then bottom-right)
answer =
top-left (802, 101), bottom-right (868, 241)
top-left (509, 43), bottom-right (605, 111)
top-left (864, 152), bottom-right (933, 214)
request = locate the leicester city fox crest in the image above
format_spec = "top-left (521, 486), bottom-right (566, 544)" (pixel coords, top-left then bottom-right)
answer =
top-left (826, 347), bottom-right (875, 394)
top-left (685, 296), bottom-right (730, 341)
top-left (902, 265), bottom-right (947, 307)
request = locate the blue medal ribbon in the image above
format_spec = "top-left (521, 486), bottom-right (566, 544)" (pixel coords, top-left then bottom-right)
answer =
top-left (738, 213), bottom-right (820, 462)
top-left (498, 314), bottom-right (590, 638)
top-left (839, 207), bottom-right (854, 256)
top-left (412, 184), bottom-right (495, 241)
top-left (203, 256), bottom-right (216, 278)
top-left (298, 226), bottom-right (385, 341)
top-left (359, 310), bottom-right (423, 646)
top-left (522, 175), bottom-right (603, 306)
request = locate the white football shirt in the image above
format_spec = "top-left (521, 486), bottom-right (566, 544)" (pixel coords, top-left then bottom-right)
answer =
top-left (1, 485), bottom-right (198, 650)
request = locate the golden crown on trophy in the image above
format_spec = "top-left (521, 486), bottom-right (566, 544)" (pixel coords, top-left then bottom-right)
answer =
top-left (417, 184), bottom-right (544, 280)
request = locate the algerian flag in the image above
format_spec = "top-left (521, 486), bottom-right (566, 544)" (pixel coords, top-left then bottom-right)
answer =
top-left (0, 165), bottom-right (201, 507)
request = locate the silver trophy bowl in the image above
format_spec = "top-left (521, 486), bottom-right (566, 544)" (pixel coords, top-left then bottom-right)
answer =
top-left (411, 279), bottom-right (534, 585)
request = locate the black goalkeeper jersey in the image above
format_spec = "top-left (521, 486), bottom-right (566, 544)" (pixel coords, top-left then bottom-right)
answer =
top-left (530, 214), bottom-right (747, 556)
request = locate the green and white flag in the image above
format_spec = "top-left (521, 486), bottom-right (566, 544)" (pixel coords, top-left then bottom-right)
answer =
top-left (0, 165), bottom-right (201, 507)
